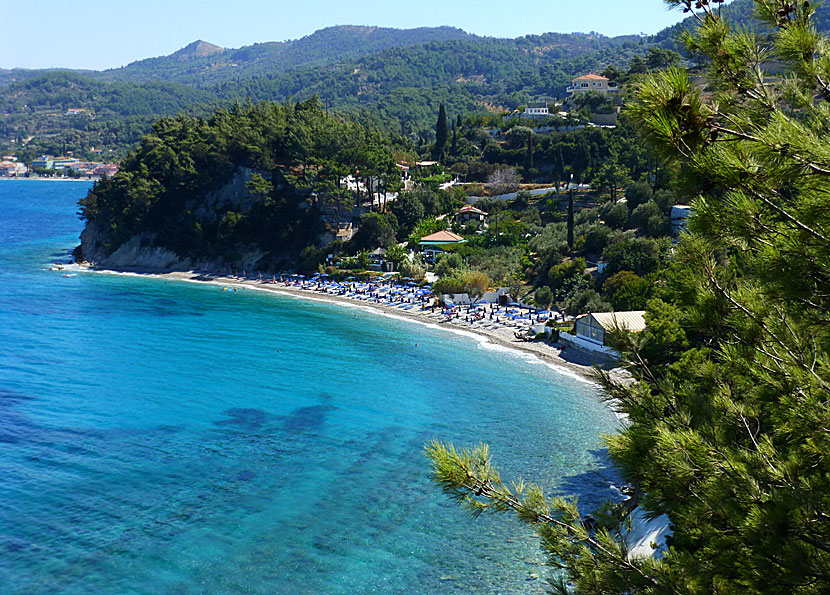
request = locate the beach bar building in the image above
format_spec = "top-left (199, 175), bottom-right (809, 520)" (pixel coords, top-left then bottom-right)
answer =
top-left (418, 230), bottom-right (466, 263)
top-left (559, 310), bottom-right (646, 358)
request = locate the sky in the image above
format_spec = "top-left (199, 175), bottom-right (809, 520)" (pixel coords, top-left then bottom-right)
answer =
top-left (0, 0), bottom-right (688, 71)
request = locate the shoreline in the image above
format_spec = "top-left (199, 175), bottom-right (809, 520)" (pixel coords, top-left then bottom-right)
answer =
top-left (71, 264), bottom-right (630, 392)
top-left (71, 265), bottom-right (655, 545)
top-left (0, 177), bottom-right (97, 182)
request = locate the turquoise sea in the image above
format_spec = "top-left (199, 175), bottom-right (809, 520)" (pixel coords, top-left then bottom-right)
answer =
top-left (0, 179), bottom-right (620, 594)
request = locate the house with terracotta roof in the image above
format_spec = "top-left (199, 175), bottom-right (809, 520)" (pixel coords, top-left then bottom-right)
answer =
top-left (0, 161), bottom-right (27, 177)
top-left (92, 164), bottom-right (120, 177)
top-left (566, 74), bottom-right (618, 96)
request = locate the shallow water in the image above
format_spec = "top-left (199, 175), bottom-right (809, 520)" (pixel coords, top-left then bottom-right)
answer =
top-left (0, 180), bottom-right (620, 594)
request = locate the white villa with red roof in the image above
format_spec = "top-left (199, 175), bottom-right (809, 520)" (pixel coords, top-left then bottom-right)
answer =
top-left (566, 73), bottom-right (618, 96)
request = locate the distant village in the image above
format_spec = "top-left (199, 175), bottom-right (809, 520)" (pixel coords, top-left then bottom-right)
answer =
top-left (0, 153), bottom-right (120, 179)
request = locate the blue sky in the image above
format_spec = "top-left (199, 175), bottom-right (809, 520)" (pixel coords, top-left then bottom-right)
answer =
top-left (1, 0), bottom-right (688, 70)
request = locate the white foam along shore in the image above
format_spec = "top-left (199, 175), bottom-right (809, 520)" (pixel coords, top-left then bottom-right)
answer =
top-left (71, 264), bottom-right (630, 391)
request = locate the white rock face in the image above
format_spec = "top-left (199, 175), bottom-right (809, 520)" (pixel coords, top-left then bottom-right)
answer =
top-left (101, 236), bottom-right (186, 270)
top-left (625, 508), bottom-right (672, 560)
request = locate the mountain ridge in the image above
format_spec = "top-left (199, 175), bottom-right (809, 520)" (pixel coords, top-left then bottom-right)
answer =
top-left (6, 4), bottom-right (830, 162)
top-left (93, 25), bottom-right (477, 85)
top-left (170, 40), bottom-right (225, 60)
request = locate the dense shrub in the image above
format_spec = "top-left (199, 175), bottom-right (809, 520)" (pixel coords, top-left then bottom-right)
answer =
top-left (602, 237), bottom-right (668, 276)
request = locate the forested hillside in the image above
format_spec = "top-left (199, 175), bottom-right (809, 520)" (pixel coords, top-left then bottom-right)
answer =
top-left (95, 26), bottom-right (475, 84)
top-left (0, 28), bottom-right (655, 161)
top-left (10, 3), bottom-right (830, 162)
top-left (77, 98), bottom-right (396, 270)
top-left (0, 73), bottom-right (222, 163)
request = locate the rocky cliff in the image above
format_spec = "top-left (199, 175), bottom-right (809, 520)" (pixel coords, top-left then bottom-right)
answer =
top-left (78, 167), bottom-right (276, 271)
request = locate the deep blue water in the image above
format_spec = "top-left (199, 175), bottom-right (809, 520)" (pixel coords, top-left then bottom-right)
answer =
top-left (0, 180), bottom-right (620, 594)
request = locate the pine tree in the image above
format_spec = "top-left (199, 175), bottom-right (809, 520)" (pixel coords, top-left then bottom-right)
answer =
top-left (427, 2), bottom-right (830, 592)
top-left (434, 103), bottom-right (448, 159)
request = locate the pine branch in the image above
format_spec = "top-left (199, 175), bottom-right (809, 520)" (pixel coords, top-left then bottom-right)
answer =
top-left (425, 441), bottom-right (662, 589)
top-left (706, 269), bottom-right (830, 393)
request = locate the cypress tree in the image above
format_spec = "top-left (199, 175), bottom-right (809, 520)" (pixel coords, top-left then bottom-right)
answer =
top-left (572, 136), bottom-right (590, 184)
top-left (434, 103), bottom-right (448, 159)
top-left (554, 145), bottom-right (565, 192)
top-left (567, 183), bottom-right (574, 250)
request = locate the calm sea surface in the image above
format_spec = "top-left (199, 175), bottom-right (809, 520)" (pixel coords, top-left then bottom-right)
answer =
top-left (0, 179), bottom-right (620, 594)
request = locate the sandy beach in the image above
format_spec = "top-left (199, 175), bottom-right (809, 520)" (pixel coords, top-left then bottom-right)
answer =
top-left (72, 265), bottom-right (629, 388)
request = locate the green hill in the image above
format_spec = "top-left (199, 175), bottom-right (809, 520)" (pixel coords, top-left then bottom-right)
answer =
top-left (0, 26), bottom-right (658, 161)
top-left (94, 26), bottom-right (476, 85)
top-left (20, 7), bottom-right (830, 162)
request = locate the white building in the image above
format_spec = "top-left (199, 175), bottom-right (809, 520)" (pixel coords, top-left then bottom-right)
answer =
top-left (0, 161), bottom-right (28, 176)
top-left (559, 310), bottom-right (646, 358)
top-left (523, 102), bottom-right (550, 118)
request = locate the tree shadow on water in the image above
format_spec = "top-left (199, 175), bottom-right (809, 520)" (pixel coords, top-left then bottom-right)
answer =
top-left (212, 403), bottom-right (337, 435)
top-left (555, 448), bottom-right (625, 512)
